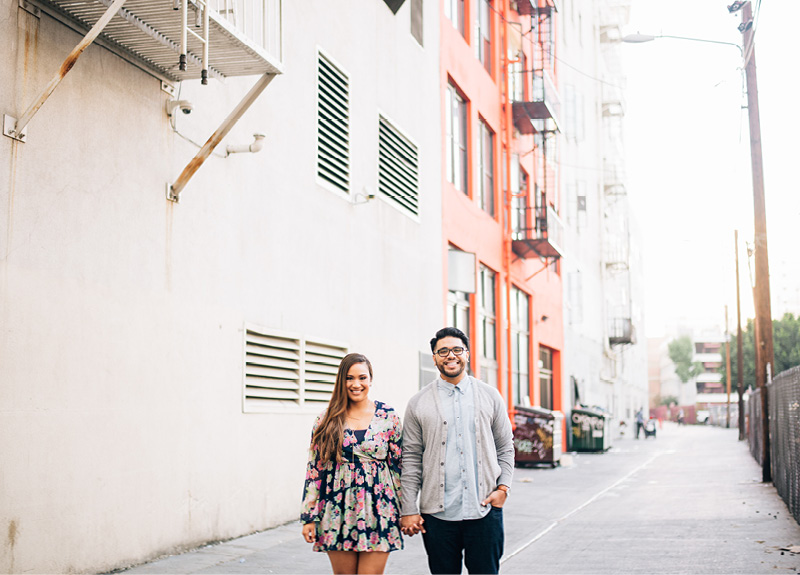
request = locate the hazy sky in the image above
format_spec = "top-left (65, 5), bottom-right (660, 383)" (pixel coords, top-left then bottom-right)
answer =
top-left (622, 0), bottom-right (799, 338)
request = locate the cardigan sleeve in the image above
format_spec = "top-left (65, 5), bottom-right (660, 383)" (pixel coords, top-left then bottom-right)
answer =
top-left (491, 392), bottom-right (515, 488)
top-left (399, 398), bottom-right (424, 516)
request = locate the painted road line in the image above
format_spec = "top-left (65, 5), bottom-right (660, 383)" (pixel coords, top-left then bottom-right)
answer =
top-left (501, 451), bottom-right (670, 565)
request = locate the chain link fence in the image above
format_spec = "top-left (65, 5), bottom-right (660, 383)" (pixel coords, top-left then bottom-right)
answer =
top-left (769, 366), bottom-right (800, 525)
top-left (747, 388), bottom-right (763, 465)
top-left (748, 367), bottom-right (800, 525)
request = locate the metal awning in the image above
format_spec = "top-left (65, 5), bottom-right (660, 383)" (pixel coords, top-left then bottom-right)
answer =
top-left (36, 0), bottom-right (282, 82)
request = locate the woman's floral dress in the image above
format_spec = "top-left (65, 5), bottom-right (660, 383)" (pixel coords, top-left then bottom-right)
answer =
top-left (301, 401), bottom-right (403, 552)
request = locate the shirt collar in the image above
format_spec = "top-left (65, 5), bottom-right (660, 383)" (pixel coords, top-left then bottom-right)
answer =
top-left (438, 375), bottom-right (470, 395)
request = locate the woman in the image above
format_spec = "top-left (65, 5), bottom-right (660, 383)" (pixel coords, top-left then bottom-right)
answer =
top-left (301, 353), bottom-right (403, 575)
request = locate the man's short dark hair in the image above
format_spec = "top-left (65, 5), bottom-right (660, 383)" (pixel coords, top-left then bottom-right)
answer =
top-left (430, 327), bottom-right (470, 353)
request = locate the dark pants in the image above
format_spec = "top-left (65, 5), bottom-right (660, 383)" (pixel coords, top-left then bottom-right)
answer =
top-left (420, 507), bottom-right (504, 575)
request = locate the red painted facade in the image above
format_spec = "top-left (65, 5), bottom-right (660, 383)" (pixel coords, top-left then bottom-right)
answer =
top-left (439, 0), bottom-right (564, 426)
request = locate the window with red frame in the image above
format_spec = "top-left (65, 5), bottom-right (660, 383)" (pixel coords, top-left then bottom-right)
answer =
top-left (446, 82), bottom-right (469, 194)
top-left (444, 0), bottom-right (465, 37)
top-left (477, 0), bottom-right (492, 74)
top-left (477, 118), bottom-right (495, 215)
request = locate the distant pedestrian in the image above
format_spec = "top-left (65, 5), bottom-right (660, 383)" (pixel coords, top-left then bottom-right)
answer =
top-left (635, 408), bottom-right (645, 439)
top-left (400, 327), bottom-right (514, 575)
top-left (678, 408), bottom-right (685, 426)
top-left (300, 353), bottom-right (403, 575)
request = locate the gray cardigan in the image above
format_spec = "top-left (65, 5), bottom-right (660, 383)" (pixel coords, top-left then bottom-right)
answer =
top-left (400, 375), bottom-right (515, 516)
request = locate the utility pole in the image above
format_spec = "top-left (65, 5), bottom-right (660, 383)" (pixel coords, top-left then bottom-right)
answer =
top-left (735, 230), bottom-right (745, 440)
top-left (725, 305), bottom-right (731, 428)
top-left (732, 0), bottom-right (773, 482)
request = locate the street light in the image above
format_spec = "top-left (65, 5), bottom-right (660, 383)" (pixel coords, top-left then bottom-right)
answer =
top-left (621, 33), bottom-right (743, 56)
top-left (623, 2), bottom-right (774, 483)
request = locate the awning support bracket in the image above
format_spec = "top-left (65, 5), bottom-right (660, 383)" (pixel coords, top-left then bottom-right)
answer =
top-left (2, 0), bottom-right (128, 142)
top-left (167, 72), bottom-right (278, 202)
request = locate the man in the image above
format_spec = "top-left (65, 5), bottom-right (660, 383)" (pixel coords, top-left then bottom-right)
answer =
top-left (400, 327), bottom-right (514, 574)
top-left (635, 408), bottom-right (645, 439)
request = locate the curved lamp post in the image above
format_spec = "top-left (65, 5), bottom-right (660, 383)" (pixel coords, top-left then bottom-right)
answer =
top-left (623, 11), bottom-right (773, 483)
top-left (622, 32), bottom-right (743, 56)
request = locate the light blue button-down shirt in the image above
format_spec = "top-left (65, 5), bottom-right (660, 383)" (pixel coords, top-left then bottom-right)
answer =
top-left (432, 377), bottom-right (483, 521)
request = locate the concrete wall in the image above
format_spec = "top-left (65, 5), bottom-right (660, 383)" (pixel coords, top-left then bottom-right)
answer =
top-left (0, 0), bottom-right (441, 572)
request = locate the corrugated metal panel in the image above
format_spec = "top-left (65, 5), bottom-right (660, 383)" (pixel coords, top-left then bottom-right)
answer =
top-left (39, 0), bottom-right (282, 81)
top-left (378, 115), bottom-right (419, 216)
top-left (317, 52), bottom-right (350, 193)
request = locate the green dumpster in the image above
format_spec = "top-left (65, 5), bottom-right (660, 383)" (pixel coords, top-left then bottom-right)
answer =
top-left (569, 407), bottom-right (611, 452)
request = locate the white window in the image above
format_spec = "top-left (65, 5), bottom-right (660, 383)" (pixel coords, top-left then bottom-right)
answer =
top-left (539, 346), bottom-right (553, 410)
top-left (510, 286), bottom-right (530, 405)
top-left (477, 0), bottom-right (492, 74)
top-left (444, 0), bottom-right (465, 36)
top-left (446, 82), bottom-right (468, 194)
top-left (478, 264), bottom-right (497, 387)
top-left (477, 118), bottom-right (494, 215)
top-left (447, 290), bottom-right (471, 343)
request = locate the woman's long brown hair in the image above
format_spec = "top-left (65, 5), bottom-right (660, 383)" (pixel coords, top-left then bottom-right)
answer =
top-left (312, 353), bottom-right (373, 464)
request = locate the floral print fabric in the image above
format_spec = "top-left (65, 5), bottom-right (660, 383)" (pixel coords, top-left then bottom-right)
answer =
top-left (301, 401), bottom-right (403, 552)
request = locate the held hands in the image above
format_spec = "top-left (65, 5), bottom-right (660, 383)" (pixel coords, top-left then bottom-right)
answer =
top-left (302, 522), bottom-right (316, 543)
top-left (481, 488), bottom-right (508, 508)
top-left (400, 514), bottom-right (426, 537)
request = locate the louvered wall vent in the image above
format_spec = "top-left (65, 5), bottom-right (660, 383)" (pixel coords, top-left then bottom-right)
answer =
top-left (244, 326), bottom-right (347, 412)
top-left (378, 115), bottom-right (420, 216)
top-left (304, 340), bottom-right (348, 404)
top-left (317, 52), bottom-right (350, 193)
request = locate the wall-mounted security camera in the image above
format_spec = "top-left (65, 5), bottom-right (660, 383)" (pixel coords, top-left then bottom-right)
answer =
top-left (165, 99), bottom-right (194, 117)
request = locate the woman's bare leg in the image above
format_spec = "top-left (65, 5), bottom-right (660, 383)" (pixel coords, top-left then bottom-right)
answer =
top-left (327, 550), bottom-right (359, 574)
top-left (356, 551), bottom-right (389, 574)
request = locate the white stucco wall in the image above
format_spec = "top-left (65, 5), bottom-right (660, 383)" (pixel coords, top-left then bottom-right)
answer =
top-left (0, 1), bottom-right (441, 572)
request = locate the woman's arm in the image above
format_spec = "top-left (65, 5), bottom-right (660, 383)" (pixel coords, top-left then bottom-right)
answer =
top-left (387, 411), bottom-right (403, 503)
top-left (300, 415), bottom-right (325, 524)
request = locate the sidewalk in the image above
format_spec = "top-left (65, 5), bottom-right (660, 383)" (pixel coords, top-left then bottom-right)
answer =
top-left (120, 424), bottom-right (800, 574)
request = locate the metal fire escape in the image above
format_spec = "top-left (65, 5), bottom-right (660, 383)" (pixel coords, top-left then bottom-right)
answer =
top-left (508, 0), bottom-right (563, 262)
top-left (600, 8), bottom-right (635, 347)
top-left (4, 0), bottom-right (283, 201)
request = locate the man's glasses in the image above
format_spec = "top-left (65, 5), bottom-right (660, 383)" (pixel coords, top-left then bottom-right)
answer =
top-left (435, 347), bottom-right (466, 357)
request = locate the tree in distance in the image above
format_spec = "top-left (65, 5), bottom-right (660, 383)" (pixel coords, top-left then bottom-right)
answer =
top-left (668, 336), bottom-right (702, 384)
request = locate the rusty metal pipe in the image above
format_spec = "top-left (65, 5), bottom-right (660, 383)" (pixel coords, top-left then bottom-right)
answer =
top-left (12, 0), bottom-right (128, 136)
top-left (168, 72), bottom-right (278, 201)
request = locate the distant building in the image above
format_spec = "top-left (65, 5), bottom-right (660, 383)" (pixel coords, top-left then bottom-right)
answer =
top-left (560, 0), bottom-right (648, 429)
top-left (648, 325), bottom-right (731, 414)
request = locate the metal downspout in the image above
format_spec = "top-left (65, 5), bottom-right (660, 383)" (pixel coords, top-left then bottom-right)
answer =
top-left (502, 0), bottom-right (514, 414)
top-left (168, 72), bottom-right (278, 202)
top-left (3, 0), bottom-right (128, 141)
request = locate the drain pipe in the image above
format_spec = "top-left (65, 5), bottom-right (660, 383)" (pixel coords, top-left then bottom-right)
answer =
top-left (168, 72), bottom-right (278, 202)
top-left (3, 0), bottom-right (128, 142)
top-left (226, 133), bottom-right (265, 156)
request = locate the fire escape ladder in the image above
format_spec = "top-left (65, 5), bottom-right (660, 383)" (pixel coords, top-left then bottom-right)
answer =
top-left (179, 0), bottom-right (210, 83)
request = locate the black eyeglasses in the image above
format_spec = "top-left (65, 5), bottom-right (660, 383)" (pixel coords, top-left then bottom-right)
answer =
top-left (435, 347), bottom-right (466, 357)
